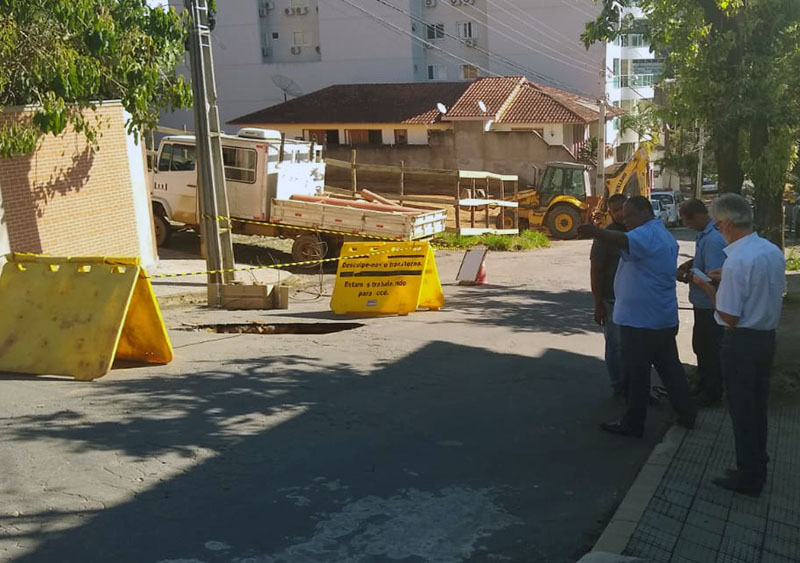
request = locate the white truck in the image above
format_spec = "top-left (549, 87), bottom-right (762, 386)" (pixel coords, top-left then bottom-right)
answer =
top-left (150, 128), bottom-right (446, 262)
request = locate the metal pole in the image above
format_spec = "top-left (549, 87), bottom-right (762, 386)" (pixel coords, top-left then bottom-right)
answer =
top-left (695, 124), bottom-right (705, 200)
top-left (186, 0), bottom-right (236, 307)
top-left (597, 42), bottom-right (607, 198)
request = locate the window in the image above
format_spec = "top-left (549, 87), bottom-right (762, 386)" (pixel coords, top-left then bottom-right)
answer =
top-left (158, 143), bottom-right (196, 172)
top-left (461, 64), bottom-right (478, 79)
top-left (222, 147), bottom-right (257, 183)
top-left (346, 130), bottom-right (383, 145)
top-left (456, 22), bottom-right (475, 39)
top-left (620, 34), bottom-right (646, 47)
top-left (272, 32), bottom-right (279, 39)
top-left (427, 64), bottom-right (446, 80)
top-left (326, 130), bottom-right (340, 145)
top-left (426, 23), bottom-right (444, 40)
top-left (293, 31), bottom-right (309, 46)
top-left (394, 129), bottom-right (408, 145)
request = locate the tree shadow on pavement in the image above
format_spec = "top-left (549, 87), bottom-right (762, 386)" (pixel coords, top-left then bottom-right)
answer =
top-left (1, 342), bottom-right (672, 563)
top-left (439, 286), bottom-right (598, 335)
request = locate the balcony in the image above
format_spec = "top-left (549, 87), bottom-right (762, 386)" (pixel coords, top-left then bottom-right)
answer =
top-left (613, 74), bottom-right (655, 88)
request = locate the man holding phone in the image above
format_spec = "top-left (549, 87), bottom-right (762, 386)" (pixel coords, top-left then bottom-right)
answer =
top-left (678, 199), bottom-right (728, 406)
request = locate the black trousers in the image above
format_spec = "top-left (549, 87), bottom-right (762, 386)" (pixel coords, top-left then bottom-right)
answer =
top-left (693, 308), bottom-right (724, 399)
top-left (722, 328), bottom-right (776, 483)
top-left (620, 325), bottom-right (696, 432)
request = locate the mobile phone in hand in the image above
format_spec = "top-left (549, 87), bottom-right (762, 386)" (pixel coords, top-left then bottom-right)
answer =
top-left (691, 268), bottom-right (712, 283)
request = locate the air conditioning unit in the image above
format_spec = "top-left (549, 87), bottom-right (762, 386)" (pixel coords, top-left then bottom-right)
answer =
top-left (285, 7), bottom-right (295, 15)
top-left (465, 38), bottom-right (477, 47)
top-left (423, 42), bottom-right (434, 49)
top-left (264, 1), bottom-right (274, 9)
top-left (463, 0), bottom-right (474, 4)
top-left (450, 0), bottom-right (462, 5)
top-left (261, 46), bottom-right (272, 56)
top-left (424, 0), bottom-right (437, 6)
top-left (297, 6), bottom-right (309, 15)
top-left (291, 45), bottom-right (302, 54)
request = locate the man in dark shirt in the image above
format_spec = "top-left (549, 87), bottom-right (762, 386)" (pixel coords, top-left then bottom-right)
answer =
top-left (590, 194), bottom-right (628, 396)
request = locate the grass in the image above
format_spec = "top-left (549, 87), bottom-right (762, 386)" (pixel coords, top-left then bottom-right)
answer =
top-left (433, 230), bottom-right (551, 251)
top-left (788, 246), bottom-right (800, 272)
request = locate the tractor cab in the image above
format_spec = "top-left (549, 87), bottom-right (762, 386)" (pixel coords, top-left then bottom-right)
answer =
top-left (537, 162), bottom-right (592, 207)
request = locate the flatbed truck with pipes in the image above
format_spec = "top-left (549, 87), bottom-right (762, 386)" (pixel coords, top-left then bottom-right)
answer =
top-left (149, 128), bottom-right (446, 262)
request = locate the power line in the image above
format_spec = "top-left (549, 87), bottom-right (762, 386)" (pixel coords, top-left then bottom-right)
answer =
top-left (438, 0), bottom-right (596, 73)
top-left (554, 0), bottom-right (598, 19)
top-left (322, 0), bottom-right (504, 80)
top-left (487, 0), bottom-right (596, 62)
top-left (373, 0), bottom-right (589, 94)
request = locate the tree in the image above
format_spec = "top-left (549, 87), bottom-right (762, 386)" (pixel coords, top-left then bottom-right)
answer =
top-left (0, 0), bottom-right (193, 157)
top-left (583, 0), bottom-right (800, 247)
top-left (618, 101), bottom-right (661, 159)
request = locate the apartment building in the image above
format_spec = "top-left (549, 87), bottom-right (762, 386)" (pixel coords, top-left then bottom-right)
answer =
top-left (163, 1), bottom-right (661, 162)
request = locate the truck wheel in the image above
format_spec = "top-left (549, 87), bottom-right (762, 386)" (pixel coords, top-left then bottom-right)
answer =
top-left (153, 214), bottom-right (171, 247)
top-left (292, 234), bottom-right (326, 267)
top-left (546, 205), bottom-right (581, 239)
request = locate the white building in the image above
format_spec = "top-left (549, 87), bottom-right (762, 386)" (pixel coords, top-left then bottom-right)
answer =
top-left (163, 0), bottom-right (660, 162)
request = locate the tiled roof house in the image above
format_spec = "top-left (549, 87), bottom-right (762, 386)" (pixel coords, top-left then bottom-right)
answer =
top-left (230, 76), bottom-right (623, 159)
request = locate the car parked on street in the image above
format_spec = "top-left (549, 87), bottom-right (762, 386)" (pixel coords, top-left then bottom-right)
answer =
top-left (650, 199), bottom-right (668, 225)
top-left (650, 191), bottom-right (683, 227)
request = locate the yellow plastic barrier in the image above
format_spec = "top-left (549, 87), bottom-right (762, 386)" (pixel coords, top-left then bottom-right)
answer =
top-left (0, 254), bottom-right (173, 381)
top-left (330, 241), bottom-right (444, 315)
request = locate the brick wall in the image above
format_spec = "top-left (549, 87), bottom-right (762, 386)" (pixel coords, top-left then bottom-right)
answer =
top-left (0, 102), bottom-right (150, 259)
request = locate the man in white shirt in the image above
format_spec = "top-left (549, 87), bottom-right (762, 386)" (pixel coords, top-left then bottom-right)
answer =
top-left (693, 193), bottom-right (786, 496)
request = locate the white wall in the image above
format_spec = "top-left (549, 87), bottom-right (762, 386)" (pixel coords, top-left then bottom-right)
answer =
top-left (124, 110), bottom-right (158, 271)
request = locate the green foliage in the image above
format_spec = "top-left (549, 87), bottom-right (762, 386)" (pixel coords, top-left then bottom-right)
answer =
top-left (583, 0), bottom-right (800, 246)
top-left (578, 136), bottom-right (599, 165)
top-left (0, 0), bottom-right (193, 156)
top-left (433, 230), bottom-right (551, 251)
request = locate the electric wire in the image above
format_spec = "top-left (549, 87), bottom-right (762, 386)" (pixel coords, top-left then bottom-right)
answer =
top-left (373, 0), bottom-right (590, 93)
top-left (486, 0), bottom-right (597, 62)
top-left (437, 0), bottom-right (597, 73)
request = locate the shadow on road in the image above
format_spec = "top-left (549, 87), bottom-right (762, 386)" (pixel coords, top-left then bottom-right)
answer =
top-left (1, 342), bottom-right (672, 563)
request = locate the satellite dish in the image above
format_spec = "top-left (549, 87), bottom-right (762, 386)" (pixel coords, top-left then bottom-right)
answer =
top-left (272, 74), bottom-right (304, 101)
top-left (477, 100), bottom-right (487, 113)
top-left (484, 119), bottom-right (493, 132)
top-left (436, 102), bottom-right (448, 115)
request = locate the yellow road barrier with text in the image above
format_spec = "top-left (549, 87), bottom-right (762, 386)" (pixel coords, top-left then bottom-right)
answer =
top-left (0, 254), bottom-right (173, 381)
top-left (330, 241), bottom-right (444, 315)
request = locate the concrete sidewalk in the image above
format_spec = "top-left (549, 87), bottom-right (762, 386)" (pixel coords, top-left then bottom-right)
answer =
top-left (586, 272), bottom-right (800, 563)
top-left (592, 405), bottom-right (800, 562)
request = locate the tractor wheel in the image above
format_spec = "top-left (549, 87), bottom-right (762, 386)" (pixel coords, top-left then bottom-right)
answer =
top-left (494, 212), bottom-right (515, 230)
top-left (546, 205), bottom-right (581, 239)
top-left (153, 213), bottom-right (171, 247)
top-left (291, 234), bottom-right (327, 267)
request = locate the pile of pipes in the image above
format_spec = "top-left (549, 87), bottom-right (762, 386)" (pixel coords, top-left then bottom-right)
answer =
top-left (290, 190), bottom-right (422, 214)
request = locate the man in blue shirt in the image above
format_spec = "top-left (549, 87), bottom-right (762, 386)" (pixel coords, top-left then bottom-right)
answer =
top-left (677, 199), bottom-right (728, 406)
top-left (578, 196), bottom-right (696, 438)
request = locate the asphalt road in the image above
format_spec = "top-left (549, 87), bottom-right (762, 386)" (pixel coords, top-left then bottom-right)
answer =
top-left (0, 231), bottom-right (699, 563)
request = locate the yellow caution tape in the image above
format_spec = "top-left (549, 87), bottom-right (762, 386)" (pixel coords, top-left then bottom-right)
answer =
top-left (148, 247), bottom-right (397, 279)
top-left (201, 214), bottom-right (404, 241)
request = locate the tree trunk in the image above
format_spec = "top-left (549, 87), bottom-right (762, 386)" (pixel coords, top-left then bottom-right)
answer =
top-left (713, 126), bottom-right (744, 193)
top-left (750, 121), bottom-right (785, 248)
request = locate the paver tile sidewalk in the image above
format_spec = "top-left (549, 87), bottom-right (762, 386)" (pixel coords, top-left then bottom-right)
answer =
top-left (623, 405), bottom-right (800, 563)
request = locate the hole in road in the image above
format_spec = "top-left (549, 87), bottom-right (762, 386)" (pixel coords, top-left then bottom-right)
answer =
top-left (189, 322), bottom-right (364, 335)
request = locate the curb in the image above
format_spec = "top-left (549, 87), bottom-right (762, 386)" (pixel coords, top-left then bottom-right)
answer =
top-left (591, 425), bottom-right (687, 554)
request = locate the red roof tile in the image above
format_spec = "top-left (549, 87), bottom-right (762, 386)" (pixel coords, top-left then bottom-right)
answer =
top-left (445, 76), bottom-right (525, 118)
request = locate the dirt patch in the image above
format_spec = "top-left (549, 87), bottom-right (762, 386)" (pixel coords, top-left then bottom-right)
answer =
top-left (772, 272), bottom-right (800, 404)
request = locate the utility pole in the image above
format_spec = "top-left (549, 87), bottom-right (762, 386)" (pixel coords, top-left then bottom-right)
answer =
top-left (185, 0), bottom-right (236, 306)
top-left (695, 124), bottom-right (705, 200)
top-left (596, 44), bottom-right (607, 197)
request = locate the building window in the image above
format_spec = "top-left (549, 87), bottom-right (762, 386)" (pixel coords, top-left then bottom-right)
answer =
top-left (456, 22), bottom-right (475, 39)
top-left (222, 147), bottom-right (257, 183)
top-left (346, 130), bottom-right (383, 145)
top-left (326, 130), bottom-right (340, 145)
top-left (461, 64), bottom-right (478, 79)
top-left (619, 34), bottom-right (646, 47)
top-left (272, 32), bottom-right (279, 39)
top-left (293, 31), bottom-right (310, 46)
top-left (427, 64), bottom-right (446, 80)
top-left (394, 129), bottom-right (408, 145)
top-left (426, 23), bottom-right (445, 40)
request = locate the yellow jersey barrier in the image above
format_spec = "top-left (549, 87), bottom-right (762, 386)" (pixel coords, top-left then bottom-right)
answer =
top-left (0, 254), bottom-right (173, 381)
top-left (330, 241), bottom-right (444, 315)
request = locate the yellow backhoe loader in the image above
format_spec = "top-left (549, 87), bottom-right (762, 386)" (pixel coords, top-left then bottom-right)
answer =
top-left (495, 146), bottom-right (652, 239)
